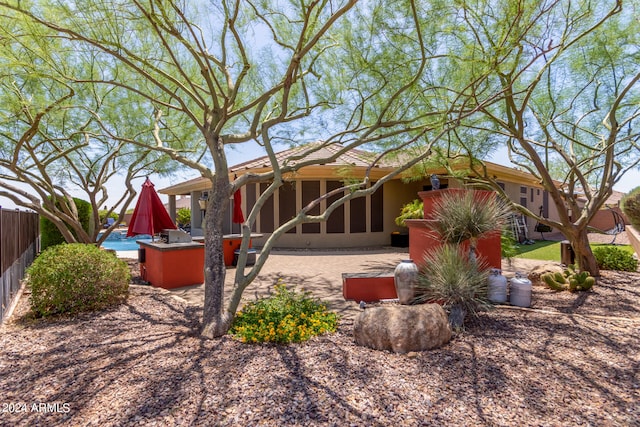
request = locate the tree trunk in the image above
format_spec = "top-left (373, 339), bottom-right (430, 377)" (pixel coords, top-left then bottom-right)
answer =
top-left (569, 228), bottom-right (600, 277)
top-left (201, 173), bottom-right (233, 338)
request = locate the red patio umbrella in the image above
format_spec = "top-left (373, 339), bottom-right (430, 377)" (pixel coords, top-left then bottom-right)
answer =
top-left (127, 177), bottom-right (177, 239)
top-left (232, 188), bottom-right (244, 224)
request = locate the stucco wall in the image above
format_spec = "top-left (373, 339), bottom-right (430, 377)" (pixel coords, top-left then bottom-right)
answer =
top-left (249, 178), bottom-right (429, 249)
top-left (589, 206), bottom-right (627, 232)
top-left (182, 176), bottom-right (568, 249)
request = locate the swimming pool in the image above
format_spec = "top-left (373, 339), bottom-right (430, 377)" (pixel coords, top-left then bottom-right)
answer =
top-left (98, 231), bottom-right (153, 252)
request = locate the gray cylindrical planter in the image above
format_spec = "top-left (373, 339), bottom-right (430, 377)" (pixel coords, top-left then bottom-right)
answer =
top-left (394, 259), bottom-right (419, 305)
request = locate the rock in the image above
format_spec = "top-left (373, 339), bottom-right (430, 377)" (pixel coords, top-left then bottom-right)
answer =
top-left (353, 304), bottom-right (451, 353)
top-left (527, 263), bottom-right (564, 286)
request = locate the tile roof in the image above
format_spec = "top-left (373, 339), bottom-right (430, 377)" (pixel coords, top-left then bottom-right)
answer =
top-left (159, 142), bottom-right (554, 195)
top-left (229, 142), bottom-right (391, 171)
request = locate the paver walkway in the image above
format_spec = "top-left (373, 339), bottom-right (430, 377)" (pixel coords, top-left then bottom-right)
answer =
top-left (146, 248), bottom-right (551, 321)
top-left (118, 230), bottom-right (630, 322)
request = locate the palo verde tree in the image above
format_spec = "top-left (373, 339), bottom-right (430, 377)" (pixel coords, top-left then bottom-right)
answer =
top-left (2, 1), bottom-right (513, 338)
top-left (427, 0), bottom-right (640, 276)
top-left (0, 12), bottom-right (177, 245)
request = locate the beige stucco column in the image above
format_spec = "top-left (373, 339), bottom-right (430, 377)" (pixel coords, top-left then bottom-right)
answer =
top-left (191, 191), bottom-right (204, 236)
top-left (168, 195), bottom-right (176, 223)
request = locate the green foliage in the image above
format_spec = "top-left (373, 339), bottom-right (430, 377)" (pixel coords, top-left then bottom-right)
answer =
top-left (593, 246), bottom-right (638, 272)
top-left (27, 243), bottom-right (129, 317)
top-left (621, 187), bottom-right (640, 229)
top-left (176, 208), bottom-right (191, 227)
top-left (541, 264), bottom-right (595, 292)
top-left (40, 198), bottom-right (93, 250)
top-left (99, 210), bottom-right (118, 224)
top-left (230, 283), bottom-right (338, 344)
top-left (514, 240), bottom-right (561, 261)
top-left (513, 241), bottom-right (634, 263)
top-left (416, 244), bottom-right (492, 326)
top-left (395, 199), bottom-right (423, 227)
top-left (501, 228), bottom-right (519, 260)
top-left (428, 190), bottom-right (511, 245)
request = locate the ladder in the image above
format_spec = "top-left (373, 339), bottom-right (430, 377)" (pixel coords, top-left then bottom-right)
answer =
top-left (509, 213), bottom-right (532, 244)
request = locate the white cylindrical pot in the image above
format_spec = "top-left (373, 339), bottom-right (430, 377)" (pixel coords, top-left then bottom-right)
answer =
top-left (394, 259), bottom-right (419, 305)
top-left (488, 268), bottom-right (508, 303)
top-left (510, 272), bottom-right (532, 308)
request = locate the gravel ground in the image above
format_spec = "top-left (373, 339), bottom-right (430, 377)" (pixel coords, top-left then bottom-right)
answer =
top-left (1, 256), bottom-right (639, 426)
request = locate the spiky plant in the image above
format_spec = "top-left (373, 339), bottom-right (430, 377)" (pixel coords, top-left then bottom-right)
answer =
top-left (428, 190), bottom-right (511, 261)
top-left (416, 244), bottom-right (492, 328)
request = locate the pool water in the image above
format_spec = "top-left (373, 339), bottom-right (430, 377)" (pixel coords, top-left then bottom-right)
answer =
top-left (98, 230), bottom-right (153, 251)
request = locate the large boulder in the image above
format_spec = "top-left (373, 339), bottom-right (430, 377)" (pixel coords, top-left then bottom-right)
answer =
top-left (353, 304), bottom-right (451, 353)
top-left (527, 263), bottom-right (564, 286)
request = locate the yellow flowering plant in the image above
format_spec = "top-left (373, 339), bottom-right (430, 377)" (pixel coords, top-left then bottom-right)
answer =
top-left (230, 282), bottom-right (338, 344)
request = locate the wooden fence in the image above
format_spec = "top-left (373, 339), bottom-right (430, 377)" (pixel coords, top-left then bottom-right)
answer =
top-left (1, 208), bottom-right (39, 322)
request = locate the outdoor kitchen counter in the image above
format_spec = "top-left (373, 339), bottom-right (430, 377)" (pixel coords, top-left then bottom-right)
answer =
top-left (193, 233), bottom-right (263, 267)
top-left (138, 234), bottom-right (263, 289)
top-left (138, 240), bottom-right (204, 251)
top-left (138, 240), bottom-right (205, 289)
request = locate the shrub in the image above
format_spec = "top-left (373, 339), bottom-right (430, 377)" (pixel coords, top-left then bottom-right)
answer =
top-left (593, 246), bottom-right (638, 272)
top-left (416, 244), bottom-right (492, 328)
top-left (621, 187), bottom-right (640, 229)
top-left (27, 243), bottom-right (130, 317)
top-left (230, 283), bottom-right (338, 344)
top-left (176, 208), bottom-right (191, 227)
top-left (99, 209), bottom-right (119, 225)
top-left (501, 228), bottom-right (519, 260)
top-left (395, 199), bottom-right (423, 227)
top-left (40, 197), bottom-right (93, 250)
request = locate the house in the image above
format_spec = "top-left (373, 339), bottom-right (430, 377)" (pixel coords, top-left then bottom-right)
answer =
top-left (159, 143), bottom-right (558, 248)
top-left (164, 195), bottom-right (191, 210)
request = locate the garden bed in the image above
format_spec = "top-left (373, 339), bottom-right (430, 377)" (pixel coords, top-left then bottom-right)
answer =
top-left (0, 267), bottom-right (638, 426)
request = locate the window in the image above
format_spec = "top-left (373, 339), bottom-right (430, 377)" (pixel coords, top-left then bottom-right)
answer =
top-left (279, 182), bottom-right (296, 233)
top-left (326, 181), bottom-right (345, 233)
top-left (301, 181), bottom-right (320, 234)
top-left (246, 184), bottom-right (257, 232)
top-left (350, 196), bottom-right (366, 233)
top-left (259, 182), bottom-right (274, 233)
top-left (370, 184), bottom-right (384, 232)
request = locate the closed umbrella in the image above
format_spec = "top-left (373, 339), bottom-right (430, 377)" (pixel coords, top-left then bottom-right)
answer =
top-left (127, 177), bottom-right (177, 240)
top-left (232, 188), bottom-right (244, 224)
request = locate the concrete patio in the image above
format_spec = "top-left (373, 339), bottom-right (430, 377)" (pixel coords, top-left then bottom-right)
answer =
top-left (120, 246), bottom-right (553, 321)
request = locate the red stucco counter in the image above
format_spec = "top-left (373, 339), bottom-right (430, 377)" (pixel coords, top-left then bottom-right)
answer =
top-left (139, 233), bottom-right (263, 289)
top-left (138, 240), bottom-right (205, 289)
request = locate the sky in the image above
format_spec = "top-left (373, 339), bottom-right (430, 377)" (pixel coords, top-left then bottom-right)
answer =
top-left (0, 141), bottom-right (262, 211)
top-left (487, 146), bottom-right (640, 196)
top-left (2, 141), bottom-right (638, 212)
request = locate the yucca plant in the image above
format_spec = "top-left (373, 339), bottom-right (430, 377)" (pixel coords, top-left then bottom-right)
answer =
top-left (428, 190), bottom-right (511, 262)
top-left (416, 244), bottom-right (492, 329)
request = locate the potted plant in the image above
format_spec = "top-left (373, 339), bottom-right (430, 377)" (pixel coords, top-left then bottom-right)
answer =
top-left (414, 190), bottom-right (512, 328)
top-left (393, 199), bottom-right (424, 247)
top-left (415, 244), bottom-right (492, 329)
top-left (427, 190), bottom-right (511, 263)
